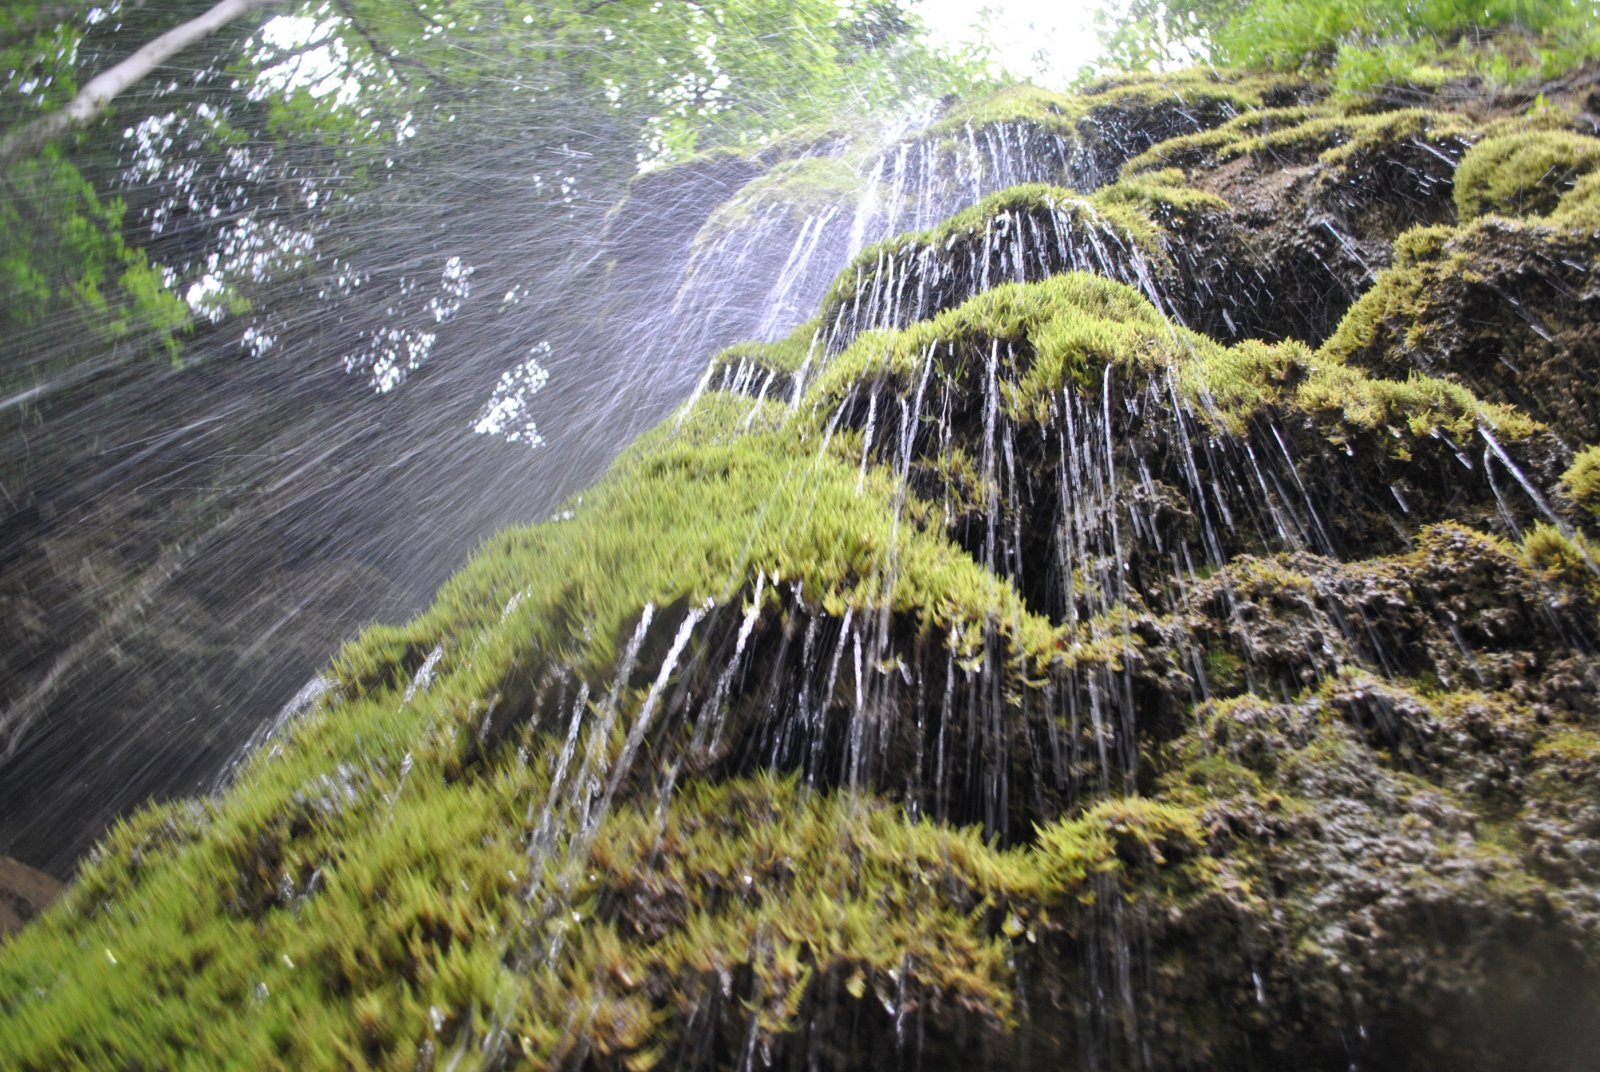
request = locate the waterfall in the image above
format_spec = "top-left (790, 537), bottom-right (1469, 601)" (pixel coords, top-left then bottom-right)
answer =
top-left (4, 67), bottom-right (1600, 1072)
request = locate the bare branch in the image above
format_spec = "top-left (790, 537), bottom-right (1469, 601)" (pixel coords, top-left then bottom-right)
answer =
top-left (0, 0), bottom-right (285, 169)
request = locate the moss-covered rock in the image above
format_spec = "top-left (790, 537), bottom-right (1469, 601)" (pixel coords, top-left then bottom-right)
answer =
top-left (1320, 215), bottom-right (1600, 443)
top-left (815, 185), bottom-right (1166, 350)
top-left (1561, 444), bottom-right (1600, 517)
top-left (1455, 129), bottom-right (1600, 219)
top-left (6, 58), bottom-right (1600, 1072)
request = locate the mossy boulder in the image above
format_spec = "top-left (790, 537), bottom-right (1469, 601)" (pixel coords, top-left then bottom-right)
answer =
top-left (1118, 105), bottom-right (1485, 344)
top-left (6, 61), bottom-right (1600, 1072)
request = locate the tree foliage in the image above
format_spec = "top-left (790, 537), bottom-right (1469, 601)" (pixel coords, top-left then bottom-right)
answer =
top-left (1098, 0), bottom-right (1600, 92)
top-left (0, 0), bottom-right (984, 409)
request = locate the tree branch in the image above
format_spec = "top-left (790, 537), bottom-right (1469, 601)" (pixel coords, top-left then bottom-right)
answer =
top-left (0, 0), bottom-right (284, 169)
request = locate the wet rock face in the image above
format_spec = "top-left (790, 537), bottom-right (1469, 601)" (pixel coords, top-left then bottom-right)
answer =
top-left (1132, 109), bottom-right (1476, 346)
top-left (4, 73), bottom-right (1600, 1072)
top-left (1323, 219), bottom-right (1600, 444)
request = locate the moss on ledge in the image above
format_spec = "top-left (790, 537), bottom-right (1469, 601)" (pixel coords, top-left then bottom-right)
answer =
top-left (1318, 213), bottom-right (1600, 442)
top-left (927, 71), bottom-right (1317, 179)
top-left (1120, 105), bottom-right (1476, 179)
top-left (9, 65), bottom-right (1600, 1071)
top-left (926, 84), bottom-right (1082, 140)
top-left (1454, 130), bottom-right (1600, 220)
top-left (810, 270), bottom-right (1535, 446)
top-left (816, 184), bottom-right (1163, 346)
top-left (694, 156), bottom-right (865, 245)
top-left (1562, 445), bottom-right (1600, 519)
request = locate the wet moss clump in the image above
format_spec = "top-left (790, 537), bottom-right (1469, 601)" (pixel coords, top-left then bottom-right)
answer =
top-left (816, 184), bottom-right (1163, 348)
top-left (707, 318), bottom-right (823, 401)
top-left (694, 157), bottom-right (865, 246)
top-left (1121, 105), bottom-right (1474, 179)
top-left (1562, 445), bottom-right (1600, 518)
top-left (928, 71), bottom-right (1317, 182)
top-left (1455, 129), bottom-right (1600, 220)
top-left (926, 83), bottom-right (1083, 141)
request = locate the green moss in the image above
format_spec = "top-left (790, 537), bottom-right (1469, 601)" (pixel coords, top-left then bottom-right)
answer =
top-left (1531, 728), bottom-right (1600, 766)
top-left (926, 83), bottom-right (1081, 140)
top-left (1390, 222), bottom-right (1455, 265)
top-left (1294, 363), bottom-right (1539, 444)
top-left (809, 273), bottom-right (1181, 430)
top-left (813, 268), bottom-right (1537, 460)
top-left (615, 146), bottom-right (765, 219)
top-left (1560, 445), bottom-right (1600, 518)
top-left (710, 318), bottom-right (822, 381)
top-left (1076, 68), bottom-right (1313, 136)
top-left (1548, 168), bottom-right (1600, 227)
top-left (1201, 645), bottom-right (1248, 696)
top-left (1090, 168), bottom-right (1232, 231)
top-left (1341, 249), bottom-right (1462, 384)
top-left (1454, 130), bottom-right (1600, 220)
top-left (1320, 214), bottom-right (1544, 368)
top-left (1119, 104), bottom-right (1323, 175)
top-left (1120, 105), bottom-right (1472, 182)
top-left (1519, 522), bottom-right (1600, 600)
top-left (817, 183), bottom-right (1164, 330)
top-left (1298, 109), bottom-right (1474, 174)
top-left (695, 155), bottom-right (864, 243)
top-left (10, 68), bottom-right (1600, 1064)
top-left (564, 775), bottom-right (1025, 1053)
top-left (1030, 796), bottom-right (1224, 909)
top-left (1183, 337), bottom-right (1309, 436)
top-left (929, 72), bottom-right (1308, 172)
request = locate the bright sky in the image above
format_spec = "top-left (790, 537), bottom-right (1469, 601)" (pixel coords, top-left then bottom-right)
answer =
top-left (912, 0), bottom-right (1109, 87)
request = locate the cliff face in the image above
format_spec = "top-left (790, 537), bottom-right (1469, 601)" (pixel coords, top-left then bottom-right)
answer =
top-left (3, 68), bottom-right (1600, 1070)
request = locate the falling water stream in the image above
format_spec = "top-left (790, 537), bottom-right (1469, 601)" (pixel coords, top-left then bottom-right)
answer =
top-left (0, 103), bottom-right (1134, 877)
top-left (5, 51), bottom-right (1600, 1070)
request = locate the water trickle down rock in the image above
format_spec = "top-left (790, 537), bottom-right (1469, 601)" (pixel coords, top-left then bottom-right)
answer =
top-left (4, 72), bottom-right (1600, 1072)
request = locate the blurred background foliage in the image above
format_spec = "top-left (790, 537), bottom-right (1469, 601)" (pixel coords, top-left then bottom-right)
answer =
top-left (0, 0), bottom-right (989, 419)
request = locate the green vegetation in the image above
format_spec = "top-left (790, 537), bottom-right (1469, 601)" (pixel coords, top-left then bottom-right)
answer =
top-left (6, 207), bottom-right (1581, 1053)
top-left (1550, 168), bottom-right (1600, 227)
top-left (0, 147), bottom-right (191, 366)
top-left (1520, 521), bottom-right (1600, 600)
top-left (926, 83), bottom-right (1082, 139)
top-left (1090, 167), bottom-right (1232, 231)
top-left (710, 319), bottom-right (823, 381)
top-left (0, 0), bottom-right (988, 401)
top-left (1100, 0), bottom-right (1600, 96)
top-left (812, 270), bottom-right (1536, 445)
top-left (696, 157), bottom-right (866, 243)
top-left (1562, 446), bottom-right (1600, 518)
top-left (817, 184), bottom-right (1162, 329)
top-left (1122, 105), bottom-right (1476, 179)
top-left (1455, 130), bottom-right (1600, 219)
top-left (10, 23), bottom-right (1600, 1066)
top-left (927, 71), bottom-right (1309, 159)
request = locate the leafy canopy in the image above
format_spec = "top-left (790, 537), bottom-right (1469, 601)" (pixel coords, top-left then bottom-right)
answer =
top-left (1097, 0), bottom-right (1600, 92)
top-left (0, 0), bottom-right (986, 400)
